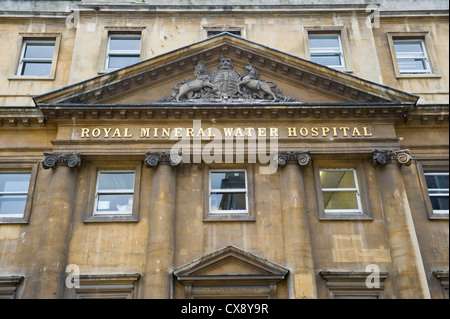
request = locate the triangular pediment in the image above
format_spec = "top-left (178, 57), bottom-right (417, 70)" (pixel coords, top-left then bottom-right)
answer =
top-left (34, 33), bottom-right (418, 107)
top-left (173, 246), bottom-right (289, 281)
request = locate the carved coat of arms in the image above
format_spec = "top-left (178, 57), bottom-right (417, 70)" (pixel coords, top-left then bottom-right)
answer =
top-left (211, 55), bottom-right (241, 99)
top-left (161, 55), bottom-right (296, 103)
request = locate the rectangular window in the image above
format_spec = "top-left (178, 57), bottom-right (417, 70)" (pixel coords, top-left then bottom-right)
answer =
top-left (0, 173), bottom-right (31, 218)
top-left (424, 172), bottom-right (449, 214)
top-left (308, 33), bottom-right (345, 68)
top-left (320, 169), bottom-right (362, 214)
top-left (17, 40), bottom-right (55, 76)
top-left (94, 171), bottom-right (135, 216)
top-left (209, 170), bottom-right (248, 214)
top-left (393, 39), bottom-right (431, 74)
top-left (106, 34), bottom-right (141, 70)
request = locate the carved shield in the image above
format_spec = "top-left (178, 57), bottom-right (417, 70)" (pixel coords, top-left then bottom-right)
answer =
top-left (212, 69), bottom-right (241, 98)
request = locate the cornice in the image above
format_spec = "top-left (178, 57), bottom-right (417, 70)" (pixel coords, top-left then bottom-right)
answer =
top-left (400, 104), bottom-right (449, 126)
top-left (3, 103), bottom-right (448, 127)
top-left (0, 107), bottom-right (46, 127)
top-left (36, 102), bottom-right (415, 122)
top-left (74, 4), bottom-right (374, 14)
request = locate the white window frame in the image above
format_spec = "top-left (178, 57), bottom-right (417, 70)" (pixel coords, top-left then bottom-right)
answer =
top-left (393, 39), bottom-right (431, 74)
top-left (93, 170), bottom-right (135, 216)
top-left (105, 34), bottom-right (141, 71)
top-left (308, 33), bottom-right (346, 68)
top-left (16, 39), bottom-right (56, 76)
top-left (0, 172), bottom-right (31, 218)
top-left (424, 172), bottom-right (449, 214)
top-left (320, 168), bottom-right (363, 214)
top-left (209, 169), bottom-right (249, 215)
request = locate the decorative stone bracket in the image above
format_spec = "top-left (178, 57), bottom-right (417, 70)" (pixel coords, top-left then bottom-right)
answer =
top-left (42, 152), bottom-right (81, 169)
top-left (275, 151), bottom-right (311, 167)
top-left (371, 149), bottom-right (412, 167)
top-left (144, 152), bottom-right (183, 168)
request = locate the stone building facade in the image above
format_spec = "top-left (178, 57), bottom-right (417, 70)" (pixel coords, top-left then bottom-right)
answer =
top-left (0, 0), bottom-right (448, 299)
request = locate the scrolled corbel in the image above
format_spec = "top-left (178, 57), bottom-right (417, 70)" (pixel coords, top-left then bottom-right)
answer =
top-left (145, 152), bottom-right (183, 168)
top-left (276, 151), bottom-right (311, 167)
top-left (371, 149), bottom-right (412, 167)
top-left (393, 150), bottom-right (412, 166)
top-left (297, 153), bottom-right (311, 166)
top-left (372, 150), bottom-right (393, 167)
top-left (42, 153), bottom-right (81, 169)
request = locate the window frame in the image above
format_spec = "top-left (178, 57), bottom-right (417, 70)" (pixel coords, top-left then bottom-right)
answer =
top-left (313, 160), bottom-right (372, 221)
top-left (8, 33), bottom-right (61, 80)
top-left (417, 163), bottom-right (449, 220)
top-left (0, 172), bottom-right (31, 218)
top-left (308, 33), bottom-right (346, 68)
top-left (204, 26), bottom-right (245, 38)
top-left (64, 274), bottom-right (141, 299)
top-left (209, 169), bottom-right (249, 215)
top-left (203, 165), bottom-right (255, 222)
top-left (319, 168), bottom-right (363, 215)
top-left (392, 39), bottom-right (431, 74)
top-left (387, 32), bottom-right (441, 78)
top-left (98, 27), bottom-right (146, 74)
top-left (17, 39), bottom-right (56, 77)
top-left (93, 170), bottom-right (136, 217)
top-left (423, 171), bottom-right (449, 215)
top-left (84, 161), bottom-right (142, 223)
top-left (0, 164), bottom-right (38, 224)
top-left (105, 34), bottom-right (142, 71)
top-left (303, 26), bottom-right (353, 73)
top-left (320, 270), bottom-right (389, 299)
top-left (0, 276), bottom-right (24, 299)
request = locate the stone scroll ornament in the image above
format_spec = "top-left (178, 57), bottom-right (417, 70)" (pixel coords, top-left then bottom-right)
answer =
top-left (144, 152), bottom-right (183, 168)
top-left (160, 55), bottom-right (297, 103)
top-left (372, 149), bottom-right (412, 167)
top-left (42, 153), bottom-right (81, 169)
top-left (275, 151), bottom-right (311, 167)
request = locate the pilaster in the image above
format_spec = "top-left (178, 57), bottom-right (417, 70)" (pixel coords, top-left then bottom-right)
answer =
top-left (29, 153), bottom-right (81, 298)
top-left (372, 149), bottom-right (431, 299)
top-left (143, 152), bottom-right (182, 298)
top-left (278, 151), bottom-right (317, 299)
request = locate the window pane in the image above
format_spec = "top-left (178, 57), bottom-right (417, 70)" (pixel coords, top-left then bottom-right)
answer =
top-left (425, 173), bottom-right (449, 212)
top-left (108, 55), bottom-right (141, 69)
top-left (97, 172), bottom-right (135, 191)
top-left (311, 54), bottom-right (342, 66)
top-left (430, 196), bottom-right (449, 211)
top-left (320, 170), bottom-right (356, 189)
top-left (21, 62), bottom-right (52, 76)
top-left (211, 192), bottom-right (247, 211)
top-left (425, 174), bottom-right (449, 189)
top-left (109, 36), bottom-right (141, 51)
top-left (24, 42), bottom-right (55, 59)
top-left (309, 34), bottom-right (340, 51)
top-left (397, 59), bottom-right (428, 72)
top-left (323, 191), bottom-right (359, 210)
top-left (0, 195), bottom-right (27, 216)
top-left (95, 194), bottom-right (133, 214)
top-left (394, 41), bottom-right (424, 54)
top-left (211, 172), bottom-right (246, 190)
top-left (308, 34), bottom-right (344, 67)
top-left (0, 173), bottom-right (30, 193)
